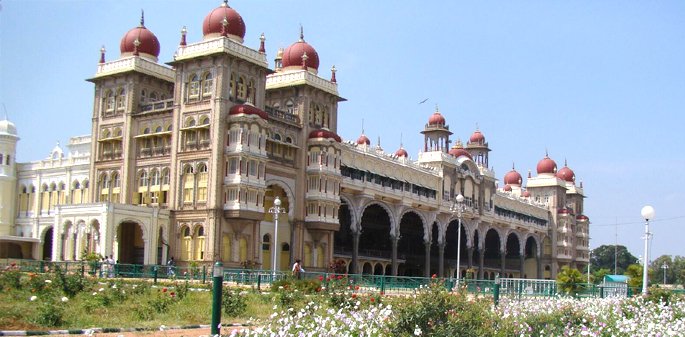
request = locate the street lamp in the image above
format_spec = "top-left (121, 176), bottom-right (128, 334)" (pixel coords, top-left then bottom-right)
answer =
top-left (211, 261), bottom-right (224, 336)
top-left (640, 205), bottom-right (655, 295)
top-left (662, 262), bottom-right (669, 285)
top-left (450, 194), bottom-right (465, 287)
top-left (269, 196), bottom-right (287, 278)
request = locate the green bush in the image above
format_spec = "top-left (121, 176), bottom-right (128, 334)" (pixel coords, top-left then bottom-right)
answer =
top-left (222, 288), bottom-right (247, 317)
top-left (390, 279), bottom-right (454, 336)
top-left (32, 297), bottom-right (65, 327)
top-left (0, 264), bottom-right (23, 290)
top-left (54, 266), bottom-right (88, 298)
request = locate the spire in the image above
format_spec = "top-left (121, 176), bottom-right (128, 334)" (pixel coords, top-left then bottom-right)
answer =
top-left (512, 162), bottom-right (515, 170)
top-left (221, 16), bottom-right (229, 37)
top-left (221, 0), bottom-right (228, 7)
top-left (99, 45), bottom-right (106, 64)
top-left (545, 148), bottom-right (549, 157)
top-left (330, 65), bottom-right (337, 83)
top-left (140, 9), bottom-right (145, 27)
top-left (180, 26), bottom-right (187, 46)
top-left (361, 118), bottom-right (365, 134)
top-left (299, 25), bottom-right (305, 42)
top-left (564, 158), bottom-right (568, 167)
top-left (400, 133), bottom-right (404, 147)
top-left (435, 104), bottom-right (439, 113)
top-left (259, 33), bottom-right (266, 54)
top-left (528, 170), bottom-right (532, 178)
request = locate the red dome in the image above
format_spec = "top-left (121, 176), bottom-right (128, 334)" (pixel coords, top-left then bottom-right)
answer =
top-left (395, 147), bottom-right (408, 158)
top-left (521, 190), bottom-right (531, 198)
top-left (281, 38), bottom-right (320, 71)
top-left (576, 214), bottom-right (589, 221)
top-left (229, 104), bottom-right (268, 119)
top-left (428, 111), bottom-right (446, 126)
top-left (356, 134), bottom-right (370, 145)
top-left (448, 147), bottom-right (472, 159)
top-left (503, 184), bottom-right (512, 192)
top-left (469, 129), bottom-right (485, 144)
top-left (308, 128), bottom-right (341, 142)
top-left (536, 155), bottom-right (557, 174)
top-left (557, 166), bottom-right (575, 183)
top-left (120, 23), bottom-right (160, 59)
top-left (504, 169), bottom-right (522, 186)
top-left (202, 2), bottom-right (246, 41)
top-left (558, 208), bottom-right (570, 214)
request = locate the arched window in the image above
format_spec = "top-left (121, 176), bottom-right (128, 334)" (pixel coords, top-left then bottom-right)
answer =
top-left (105, 90), bottom-right (115, 111)
top-left (237, 76), bottom-right (246, 100)
top-left (202, 72), bottom-right (213, 97)
top-left (182, 165), bottom-right (195, 203)
top-left (285, 100), bottom-right (294, 114)
top-left (140, 89), bottom-right (147, 103)
top-left (116, 88), bottom-right (126, 110)
top-left (262, 234), bottom-right (272, 270)
top-left (188, 74), bottom-right (200, 98)
top-left (194, 226), bottom-right (205, 260)
top-left (149, 91), bottom-right (158, 102)
top-left (197, 163), bottom-right (208, 202)
top-left (181, 227), bottom-right (192, 261)
top-left (229, 73), bottom-right (236, 100)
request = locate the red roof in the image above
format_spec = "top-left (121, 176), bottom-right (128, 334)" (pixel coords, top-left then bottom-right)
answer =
top-left (428, 111), bottom-right (446, 126)
top-left (202, 3), bottom-right (246, 40)
top-left (395, 147), bottom-right (408, 157)
top-left (281, 40), bottom-right (320, 70)
top-left (356, 134), bottom-right (370, 145)
top-left (469, 129), bottom-right (485, 144)
top-left (229, 104), bottom-right (268, 120)
top-left (537, 155), bottom-right (557, 174)
top-left (308, 128), bottom-right (341, 142)
top-left (557, 166), bottom-right (575, 182)
top-left (504, 169), bottom-right (522, 185)
top-left (120, 25), bottom-right (160, 59)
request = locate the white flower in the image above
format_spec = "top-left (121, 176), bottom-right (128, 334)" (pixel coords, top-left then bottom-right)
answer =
top-left (98, 288), bottom-right (105, 292)
top-left (414, 326), bottom-right (422, 336)
top-left (61, 296), bottom-right (68, 302)
top-left (44, 279), bottom-right (52, 283)
top-left (92, 292), bottom-right (97, 296)
top-left (159, 325), bottom-right (166, 331)
top-left (30, 295), bottom-right (37, 301)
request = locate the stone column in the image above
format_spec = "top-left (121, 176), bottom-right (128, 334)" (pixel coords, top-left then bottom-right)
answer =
top-left (500, 249), bottom-right (506, 277)
top-left (391, 235), bottom-right (399, 276)
top-left (478, 249), bottom-right (485, 279)
top-left (520, 255), bottom-right (525, 278)
top-left (467, 246), bottom-right (474, 270)
top-left (438, 242), bottom-right (445, 278)
top-left (351, 230), bottom-right (360, 275)
top-left (537, 252), bottom-right (543, 279)
top-left (424, 241), bottom-right (431, 278)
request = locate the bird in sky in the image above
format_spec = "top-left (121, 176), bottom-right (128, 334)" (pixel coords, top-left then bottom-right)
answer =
top-left (419, 98), bottom-right (429, 104)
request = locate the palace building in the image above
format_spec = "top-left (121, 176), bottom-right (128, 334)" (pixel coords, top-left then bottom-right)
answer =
top-left (0, 1), bottom-right (589, 279)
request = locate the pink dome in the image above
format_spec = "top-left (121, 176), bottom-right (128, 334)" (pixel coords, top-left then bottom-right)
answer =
top-left (395, 147), bottom-right (408, 158)
top-left (503, 168), bottom-right (522, 186)
top-left (202, 2), bottom-right (246, 41)
top-left (537, 155), bottom-right (557, 174)
top-left (428, 111), bottom-right (446, 126)
top-left (503, 184), bottom-right (512, 192)
top-left (521, 190), bottom-right (531, 198)
top-left (356, 134), bottom-right (370, 145)
top-left (229, 104), bottom-right (268, 119)
top-left (448, 141), bottom-right (472, 159)
top-left (119, 17), bottom-right (160, 59)
top-left (576, 214), bottom-right (589, 221)
top-left (308, 128), bottom-right (341, 142)
top-left (281, 30), bottom-right (319, 71)
top-left (469, 129), bottom-right (485, 144)
top-left (557, 165), bottom-right (575, 183)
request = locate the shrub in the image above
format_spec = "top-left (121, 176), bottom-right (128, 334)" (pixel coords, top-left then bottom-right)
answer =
top-left (390, 279), bottom-right (455, 336)
top-left (32, 297), bottom-right (65, 327)
top-left (222, 288), bottom-right (247, 317)
top-left (54, 266), bottom-right (87, 298)
top-left (0, 264), bottom-right (22, 290)
top-left (556, 266), bottom-right (584, 296)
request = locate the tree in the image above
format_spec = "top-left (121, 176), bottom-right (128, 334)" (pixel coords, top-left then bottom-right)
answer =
top-left (592, 268), bottom-right (611, 284)
top-left (649, 255), bottom-right (685, 286)
top-left (625, 264), bottom-right (642, 289)
top-left (591, 245), bottom-right (638, 275)
top-left (557, 266), bottom-right (584, 296)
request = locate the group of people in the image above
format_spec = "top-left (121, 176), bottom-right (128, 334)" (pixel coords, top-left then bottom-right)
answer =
top-left (100, 255), bottom-right (116, 278)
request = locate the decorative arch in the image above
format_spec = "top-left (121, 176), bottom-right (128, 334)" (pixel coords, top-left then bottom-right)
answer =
top-left (359, 200), bottom-right (396, 235)
top-left (115, 219), bottom-right (148, 242)
top-left (265, 178), bottom-right (295, 218)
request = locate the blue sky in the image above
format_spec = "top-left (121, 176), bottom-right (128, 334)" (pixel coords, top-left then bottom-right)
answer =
top-left (1, 1), bottom-right (684, 260)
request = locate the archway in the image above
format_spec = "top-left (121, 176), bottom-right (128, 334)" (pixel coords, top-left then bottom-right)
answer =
top-left (43, 227), bottom-right (54, 261)
top-left (505, 233), bottom-right (521, 276)
top-left (398, 211), bottom-right (425, 277)
top-left (445, 219), bottom-right (467, 278)
top-left (524, 236), bottom-right (539, 278)
top-left (334, 201), bottom-right (353, 255)
top-left (117, 221), bottom-right (144, 265)
top-left (484, 229), bottom-right (501, 274)
top-left (374, 263), bottom-right (384, 275)
top-left (358, 204), bottom-right (392, 270)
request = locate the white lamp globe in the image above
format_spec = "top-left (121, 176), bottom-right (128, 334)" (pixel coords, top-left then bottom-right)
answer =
top-left (641, 205), bottom-right (655, 221)
top-left (456, 194), bottom-right (465, 203)
top-left (274, 196), bottom-right (281, 206)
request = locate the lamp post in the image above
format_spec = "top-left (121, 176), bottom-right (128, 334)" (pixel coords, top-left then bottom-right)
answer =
top-left (640, 205), bottom-right (655, 295)
top-left (269, 196), bottom-right (287, 279)
top-left (662, 262), bottom-right (669, 285)
top-left (211, 261), bottom-right (224, 336)
top-left (450, 194), bottom-right (465, 287)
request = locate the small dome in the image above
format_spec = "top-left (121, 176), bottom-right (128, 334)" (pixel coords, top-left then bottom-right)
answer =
top-left (0, 119), bottom-right (18, 137)
top-left (281, 32), bottom-right (320, 72)
top-left (356, 134), bottom-right (370, 145)
top-left (557, 165), bottom-right (575, 183)
top-left (536, 154), bottom-right (557, 174)
top-left (469, 129), bottom-right (485, 144)
top-left (202, 1), bottom-right (246, 42)
top-left (557, 207), bottom-right (573, 215)
top-left (503, 168), bottom-right (522, 186)
top-left (120, 15), bottom-right (160, 60)
top-left (448, 140), bottom-right (472, 159)
top-left (427, 111), bottom-right (446, 126)
top-left (503, 184), bottom-right (512, 192)
top-left (229, 104), bottom-right (268, 119)
top-left (576, 214), bottom-right (589, 221)
top-left (308, 128), bottom-right (341, 142)
top-left (395, 147), bottom-right (408, 158)
top-left (521, 190), bottom-right (531, 198)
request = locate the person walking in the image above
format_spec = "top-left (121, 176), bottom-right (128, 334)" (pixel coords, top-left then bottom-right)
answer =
top-left (292, 259), bottom-right (303, 280)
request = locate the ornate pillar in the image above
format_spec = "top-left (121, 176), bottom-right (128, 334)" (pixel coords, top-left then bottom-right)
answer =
top-left (351, 229), bottom-right (360, 275)
top-left (478, 249), bottom-right (485, 279)
top-left (519, 255), bottom-right (525, 278)
top-left (391, 235), bottom-right (399, 276)
top-left (537, 251), bottom-right (543, 279)
top-left (500, 248), bottom-right (506, 277)
top-left (438, 242), bottom-right (445, 278)
top-left (467, 245), bottom-right (474, 270)
top-left (424, 241), bottom-right (431, 278)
